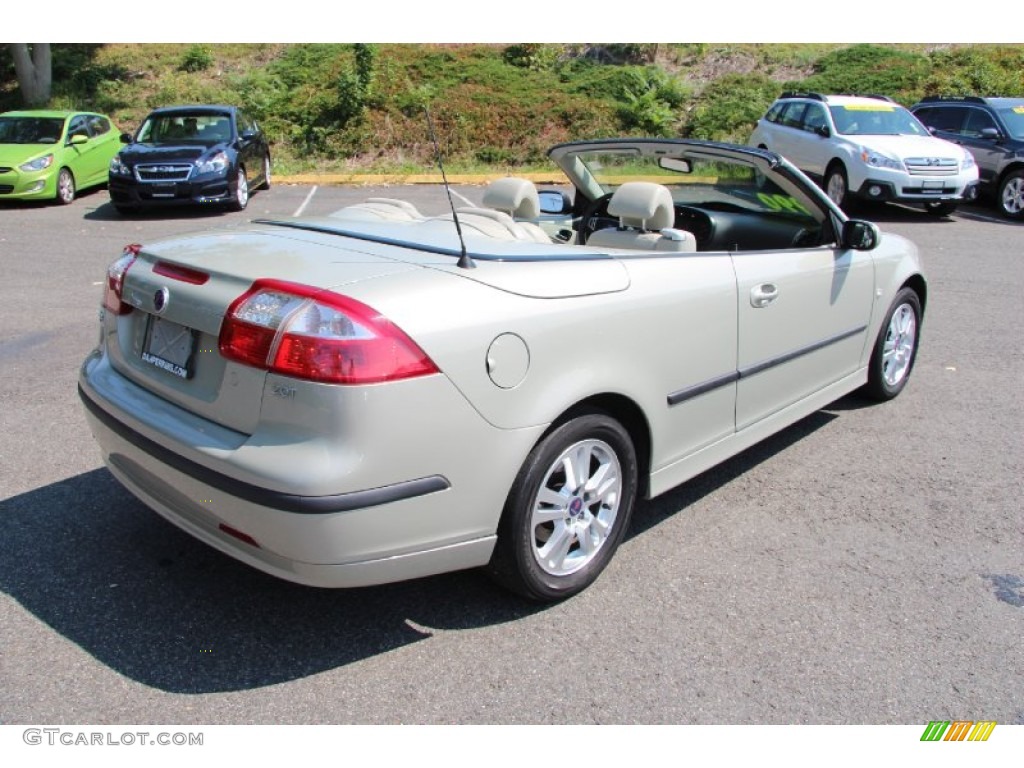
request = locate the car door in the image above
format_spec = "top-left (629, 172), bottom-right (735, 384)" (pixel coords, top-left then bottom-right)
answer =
top-left (957, 108), bottom-right (1006, 189)
top-left (730, 175), bottom-right (875, 431)
top-left (795, 103), bottom-right (832, 180)
top-left (65, 114), bottom-right (106, 187)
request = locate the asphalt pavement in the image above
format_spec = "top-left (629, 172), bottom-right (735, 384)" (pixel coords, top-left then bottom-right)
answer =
top-left (0, 183), bottom-right (1021, 726)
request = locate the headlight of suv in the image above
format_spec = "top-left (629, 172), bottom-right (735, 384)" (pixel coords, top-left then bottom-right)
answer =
top-left (20, 154), bottom-right (54, 172)
top-left (961, 152), bottom-right (977, 171)
top-left (859, 148), bottom-right (904, 172)
top-left (195, 151), bottom-right (229, 175)
top-left (109, 155), bottom-right (130, 175)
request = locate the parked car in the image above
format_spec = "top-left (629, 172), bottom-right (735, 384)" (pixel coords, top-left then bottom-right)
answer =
top-left (749, 92), bottom-right (978, 216)
top-left (108, 105), bottom-right (270, 214)
top-left (0, 109), bottom-right (121, 204)
top-left (911, 96), bottom-right (1024, 219)
top-left (79, 138), bottom-right (926, 602)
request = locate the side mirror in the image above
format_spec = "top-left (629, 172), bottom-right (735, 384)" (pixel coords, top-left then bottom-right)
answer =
top-left (240, 129), bottom-right (257, 142)
top-left (68, 134), bottom-right (88, 146)
top-left (538, 189), bottom-right (572, 215)
top-left (841, 219), bottom-right (879, 251)
top-left (815, 125), bottom-right (831, 138)
top-left (979, 127), bottom-right (1001, 141)
top-left (119, 132), bottom-right (133, 143)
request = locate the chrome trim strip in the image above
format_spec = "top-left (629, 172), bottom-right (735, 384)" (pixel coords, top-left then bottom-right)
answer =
top-left (667, 325), bottom-right (867, 406)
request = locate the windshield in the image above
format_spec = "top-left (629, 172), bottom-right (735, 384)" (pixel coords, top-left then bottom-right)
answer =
top-left (572, 148), bottom-right (822, 223)
top-left (828, 104), bottom-right (929, 136)
top-left (136, 113), bottom-right (232, 144)
top-left (997, 104), bottom-right (1024, 140)
top-left (0, 116), bottom-right (65, 144)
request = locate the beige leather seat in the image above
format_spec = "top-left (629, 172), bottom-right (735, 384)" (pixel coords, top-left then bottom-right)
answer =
top-left (481, 177), bottom-right (553, 243)
top-left (330, 197), bottom-right (425, 223)
top-left (586, 182), bottom-right (696, 252)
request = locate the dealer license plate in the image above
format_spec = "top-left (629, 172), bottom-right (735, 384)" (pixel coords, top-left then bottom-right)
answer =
top-left (142, 316), bottom-right (196, 379)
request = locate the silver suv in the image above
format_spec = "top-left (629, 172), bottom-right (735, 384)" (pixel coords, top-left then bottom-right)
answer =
top-left (750, 92), bottom-right (978, 217)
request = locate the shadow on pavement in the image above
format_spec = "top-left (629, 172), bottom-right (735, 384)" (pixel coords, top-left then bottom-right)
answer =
top-left (1, 401), bottom-right (847, 694)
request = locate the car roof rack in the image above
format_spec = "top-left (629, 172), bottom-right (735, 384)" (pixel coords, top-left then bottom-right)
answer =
top-left (780, 91), bottom-right (825, 102)
top-left (917, 95), bottom-right (988, 104)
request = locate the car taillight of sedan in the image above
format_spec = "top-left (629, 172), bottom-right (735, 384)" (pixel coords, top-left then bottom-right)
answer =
top-left (219, 279), bottom-right (439, 384)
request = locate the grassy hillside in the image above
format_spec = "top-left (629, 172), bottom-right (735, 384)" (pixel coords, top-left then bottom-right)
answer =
top-left (2, 43), bottom-right (1022, 174)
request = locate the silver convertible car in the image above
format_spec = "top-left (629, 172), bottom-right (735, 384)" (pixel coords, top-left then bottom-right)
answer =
top-left (79, 139), bottom-right (926, 602)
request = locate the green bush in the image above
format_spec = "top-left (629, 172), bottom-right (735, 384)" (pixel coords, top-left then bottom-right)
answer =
top-left (685, 74), bottom-right (779, 142)
top-left (798, 44), bottom-right (928, 102)
top-left (179, 44), bottom-right (214, 73)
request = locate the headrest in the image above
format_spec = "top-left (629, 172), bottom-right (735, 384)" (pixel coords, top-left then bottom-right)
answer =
top-left (482, 177), bottom-right (541, 220)
top-left (607, 182), bottom-right (675, 231)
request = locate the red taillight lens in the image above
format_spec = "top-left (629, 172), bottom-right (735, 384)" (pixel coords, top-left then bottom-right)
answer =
top-left (219, 280), bottom-right (439, 385)
top-left (103, 246), bottom-right (140, 315)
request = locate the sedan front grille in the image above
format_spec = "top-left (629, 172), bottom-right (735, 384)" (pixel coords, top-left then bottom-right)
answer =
top-left (0, 185), bottom-right (13, 194)
top-left (905, 158), bottom-right (959, 177)
top-left (135, 164), bottom-right (193, 183)
top-left (0, 166), bottom-right (13, 174)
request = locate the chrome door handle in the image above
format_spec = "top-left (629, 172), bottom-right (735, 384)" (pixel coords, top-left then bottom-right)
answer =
top-left (750, 283), bottom-right (779, 308)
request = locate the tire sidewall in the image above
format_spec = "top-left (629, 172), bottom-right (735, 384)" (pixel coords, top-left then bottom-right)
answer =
top-left (867, 287), bottom-right (921, 400)
top-left (998, 170), bottom-right (1024, 219)
top-left (56, 168), bottom-right (75, 205)
top-left (492, 412), bottom-right (638, 602)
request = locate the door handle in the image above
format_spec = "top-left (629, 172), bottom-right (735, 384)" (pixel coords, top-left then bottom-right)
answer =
top-left (750, 283), bottom-right (779, 308)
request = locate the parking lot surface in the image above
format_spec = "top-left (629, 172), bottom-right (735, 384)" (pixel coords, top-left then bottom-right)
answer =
top-left (0, 185), bottom-right (1021, 724)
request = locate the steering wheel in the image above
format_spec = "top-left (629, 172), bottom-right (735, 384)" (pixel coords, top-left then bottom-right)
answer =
top-left (577, 192), bottom-right (616, 245)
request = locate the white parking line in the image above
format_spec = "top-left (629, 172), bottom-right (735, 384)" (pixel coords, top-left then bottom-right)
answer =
top-left (294, 186), bottom-right (318, 217)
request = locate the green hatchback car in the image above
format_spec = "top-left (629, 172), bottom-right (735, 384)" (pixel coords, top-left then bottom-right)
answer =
top-left (0, 110), bottom-right (122, 205)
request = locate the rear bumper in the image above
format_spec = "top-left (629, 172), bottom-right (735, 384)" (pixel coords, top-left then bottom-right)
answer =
top-left (78, 350), bottom-right (541, 588)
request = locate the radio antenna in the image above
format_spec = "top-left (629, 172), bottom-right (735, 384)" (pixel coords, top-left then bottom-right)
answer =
top-left (425, 108), bottom-right (475, 269)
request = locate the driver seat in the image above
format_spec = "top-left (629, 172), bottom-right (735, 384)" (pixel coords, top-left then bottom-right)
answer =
top-left (587, 182), bottom-right (696, 252)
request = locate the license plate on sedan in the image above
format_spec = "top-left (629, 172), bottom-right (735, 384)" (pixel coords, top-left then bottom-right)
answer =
top-left (922, 181), bottom-right (944, 190)
top-left (142, 316), bottom-right (196, 379)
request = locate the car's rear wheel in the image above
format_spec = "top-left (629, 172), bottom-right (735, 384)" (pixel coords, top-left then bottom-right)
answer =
top-left (55, 168), bottom-right (75, 205)
top-left (998, 169), bottom-right (1024, 219)
top-left (257, 154), bottom-right (271, 191)
top-left (924, 200), bottom-right (957, 217)
top-left (487, 412), bottom-right (638, 602)
top-left (825, 163), bottom-right (850, 210)
top-left (863, 287), bottom-right (921, 401)
top-left (231, 167), bottom-right (249, 211)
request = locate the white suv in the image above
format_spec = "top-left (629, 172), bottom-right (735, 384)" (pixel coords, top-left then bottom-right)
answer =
top-left (749, 92), bottom-right (978, 216)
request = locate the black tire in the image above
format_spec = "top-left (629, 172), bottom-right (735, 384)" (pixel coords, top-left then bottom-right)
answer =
top-left (487, 411), bottom-right (638, 602)
top-left (863, 287), bottom-right (922, 401)
top-left (824, 163), bottom-right (852, 211)
top-left (924, 200), bottom-right (958, 217)
top-left (230, 167), bottom-right (249, 211)
top-left (256, 154), bottom-right (271, 191)
top-left (997, 169), bottom-right (1024, 220)
top-left (55, 168), bottom-right (75, 205)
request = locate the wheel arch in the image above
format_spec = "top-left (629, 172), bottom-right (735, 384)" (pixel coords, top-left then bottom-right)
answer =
top-left (996, 161), bottom-right (1024, 188)
top-left (900, 273), bottom-right (928, 318)
top-left (541, 392), bottom-right (653, 500)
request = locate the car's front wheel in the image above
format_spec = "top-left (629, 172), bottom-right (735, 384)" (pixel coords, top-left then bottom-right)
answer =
top-left (231, 167), bottom-right (249, 211)
top-left (998, 169), bottom-right (1024, 219)
top-left (55, 168), bottom-right (76, 205)
top-left (825, 163), bottom-right (851, 210)
top-left (487, 412), bottom-right (638, 602)
top-left (924, 200), bottom-right (958, 217)
top-left (863, 287), bottom-right (921, 401)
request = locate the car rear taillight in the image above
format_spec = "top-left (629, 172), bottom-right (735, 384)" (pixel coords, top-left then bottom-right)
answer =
top-left (219, 280), bottom-right (440, 385)
top-left (103, 244), bottom-right (141, 315)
